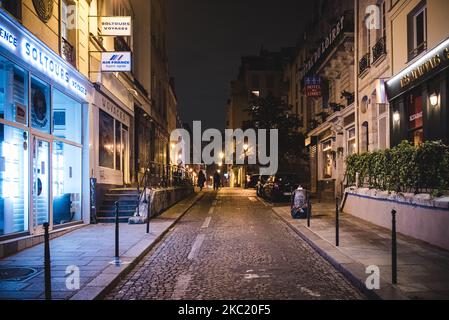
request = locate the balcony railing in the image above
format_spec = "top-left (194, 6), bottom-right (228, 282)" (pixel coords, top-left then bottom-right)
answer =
top-left (358, 53), bottom-right (370, 76)
top-left (372, 36), bottom-right (387, 64)
top-left (408, 41), bottom-right (427, 61)
top-left (61, 37), bottom-right (76, 68)
top-left (114, 36), bottom-right (132, 52)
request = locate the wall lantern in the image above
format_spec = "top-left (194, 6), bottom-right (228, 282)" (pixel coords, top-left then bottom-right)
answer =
top-left (429, 92), bottom-right (439, 107)
top-left (393, 111), bottom-right (401, 123)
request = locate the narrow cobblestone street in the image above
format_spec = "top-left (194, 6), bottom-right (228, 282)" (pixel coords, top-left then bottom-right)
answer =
top-left (105, 189), bottom-right (366, 300)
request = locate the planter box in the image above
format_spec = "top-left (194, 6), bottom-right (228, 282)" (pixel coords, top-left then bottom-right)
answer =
top-left (343, 188), bottom-right (449, 250)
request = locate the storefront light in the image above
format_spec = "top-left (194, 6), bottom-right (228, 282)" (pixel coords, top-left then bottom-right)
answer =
top-left (430, 93), bottom-right (439, 107)
top-left (393, 111), bottom-right (401, 123)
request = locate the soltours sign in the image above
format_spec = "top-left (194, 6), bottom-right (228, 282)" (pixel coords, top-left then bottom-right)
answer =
top-left (100, 16), bottom-right (132, 36)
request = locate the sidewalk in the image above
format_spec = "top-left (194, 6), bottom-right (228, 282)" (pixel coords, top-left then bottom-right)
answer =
top-left (272, 202), bottom-right (449, 300)
top-left (0, 193), bottom-right (202, 300)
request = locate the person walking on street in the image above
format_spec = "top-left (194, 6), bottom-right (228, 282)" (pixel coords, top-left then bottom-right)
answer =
top-left (198, 170), bottom-right (206, 191)
top-left (213, 171), bottom-right (221, 191)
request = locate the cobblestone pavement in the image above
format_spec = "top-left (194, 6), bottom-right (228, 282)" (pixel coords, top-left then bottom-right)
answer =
top-left (105, 189), bottom-right (366, 300)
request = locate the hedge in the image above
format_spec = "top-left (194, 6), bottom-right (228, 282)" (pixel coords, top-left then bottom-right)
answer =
top-left (345, 141), bottom-right (449, 196)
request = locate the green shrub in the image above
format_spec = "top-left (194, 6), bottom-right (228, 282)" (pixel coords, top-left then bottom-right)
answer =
top-left (345, 140), bottom-right (449, 196)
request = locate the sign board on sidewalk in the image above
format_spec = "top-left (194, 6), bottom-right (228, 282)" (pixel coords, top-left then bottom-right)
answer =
top-left (101, 52), bottom-right (132, 72)
top-left (100, 16), bottom-right (132, 36)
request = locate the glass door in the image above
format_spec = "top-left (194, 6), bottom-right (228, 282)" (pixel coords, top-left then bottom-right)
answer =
top-left (32, 136), bottom-right (50, 232)
top-left (122, 126), bottom-right (130, 185)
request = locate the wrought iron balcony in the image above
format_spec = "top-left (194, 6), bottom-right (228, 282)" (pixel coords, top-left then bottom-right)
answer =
top-left (61, 37), bottom-right (76, 68)
top-left (358, 53), bottom-right (370, 76)
top-left (372, 36), bottom-right (387, 64)
top-left (409, 41), bottom-right (427, 61)
top-left (114, 36), bottom-right (132, 52)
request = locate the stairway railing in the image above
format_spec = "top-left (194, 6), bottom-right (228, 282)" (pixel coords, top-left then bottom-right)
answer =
top-left (136, 161), bottom-right (195, 217)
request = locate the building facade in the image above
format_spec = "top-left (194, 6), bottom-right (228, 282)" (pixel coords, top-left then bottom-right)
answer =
top-left (386, 0), bottom-right (449, 146)
top-left (0, 0), bottom-right (179, 241)
top-left (226, 48), bottom-right (294, 187)
top-left (0, 1), bottom-right (92, 239)
top-left (299, 0), bottom-right (355, 199)
top-left (355, 0), bottom-right (392, 155)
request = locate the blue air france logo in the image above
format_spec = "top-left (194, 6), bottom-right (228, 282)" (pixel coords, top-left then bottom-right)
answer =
top-left (101, 52), bottom-right (132, 72)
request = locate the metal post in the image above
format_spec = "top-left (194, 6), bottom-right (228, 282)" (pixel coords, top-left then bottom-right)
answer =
top-left (307, 193), bottom-right (311, 228)
top-left (146, 194), bottom-right (151, 234)
top-left (392, 209), bottom-right (398, 284)
top-left (43, 222), bottom-right (52, 301)
top-left (115, 201), bottom-right (120, 258)
top-left (336, 197), bottom-right (340, 247)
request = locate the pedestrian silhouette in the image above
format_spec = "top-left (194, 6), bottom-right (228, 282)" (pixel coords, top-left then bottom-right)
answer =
top-left (198, 170), bottom-right (206, 191)
top-left (213, 171), bottom-right (221, 191)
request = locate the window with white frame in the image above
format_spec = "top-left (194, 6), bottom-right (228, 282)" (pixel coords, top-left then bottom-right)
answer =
top-left (346, 127), bottom-right (356, 156)
top-left (408, 1), bottom-right (427, 60)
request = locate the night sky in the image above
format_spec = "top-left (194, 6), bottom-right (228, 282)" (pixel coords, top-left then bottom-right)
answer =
top-left (166, 0), bottom-right (315, 131)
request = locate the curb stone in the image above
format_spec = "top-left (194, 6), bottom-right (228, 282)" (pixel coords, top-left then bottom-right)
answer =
top-left (70, 193), bottom-right (204, 300)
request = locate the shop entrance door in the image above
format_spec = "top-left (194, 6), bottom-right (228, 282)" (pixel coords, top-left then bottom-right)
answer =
top-left (32, 136), bottom-right (51, 233)
top-left (122, 127), bottom-right (130, 185)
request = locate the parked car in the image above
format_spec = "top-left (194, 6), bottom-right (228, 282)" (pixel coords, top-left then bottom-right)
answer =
top-left (256, 175), bottom-right (270, 198)
top-left (263, 173), bottom-right (302, 202)
top-left (247, 174), bottom-right (261, 189)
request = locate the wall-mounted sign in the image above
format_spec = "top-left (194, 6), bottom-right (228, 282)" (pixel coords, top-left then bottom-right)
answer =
top-left (0, 11), bottom-right (89, 100)
top-left (300, 12), bottom-right (353, 80)
top-left (386, 38), bottom-right (449, 100)
top-left (95, 92), bottom-right (130, 127)
top-left (101, 52), bottom-right (132, 72)
top-left (100, 16), bottom-right (132, 36)
top-left (304, 76), bottom-right (322, 97)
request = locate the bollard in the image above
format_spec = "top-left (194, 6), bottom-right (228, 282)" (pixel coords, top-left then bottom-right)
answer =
top-left (392, 209), bottom-right (398, 284)
top-left (43, 222), bottom-right (52, 301)
top-left (336, 197), bottom-right (340, 247)
top-left (115, 201), bottom-right (120, 258)
top-left (146, 195), bottom-right (151, 234)
top-left (307, 195), bottom-right (311, 228)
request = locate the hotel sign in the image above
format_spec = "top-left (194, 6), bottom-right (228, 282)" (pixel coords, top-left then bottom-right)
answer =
top-left (100, 17), bottom-right (132, 36)
top-left (300, 12), bottom-right (353, 80)
top-left (0, 11), bottom-right (89, 99)
top-left (386, 38), bottom-right (449, 100)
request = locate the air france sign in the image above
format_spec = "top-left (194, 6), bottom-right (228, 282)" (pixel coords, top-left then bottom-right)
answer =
top-left (0, 12), bottom-right (88, 99)
top-left (101, 52), bottom-right (132, 72)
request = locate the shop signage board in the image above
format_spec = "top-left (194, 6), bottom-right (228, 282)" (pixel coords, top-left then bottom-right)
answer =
top-left (100, 16), bottom-right (132, 36)
top-left (386, 38), bottom-right (449, 100)
top-left (101, 52), bottom-right (132, 72)
top-left (304, 76), bottom-right (322, 97)
top-left (0, 11), bottom-right (89, 99)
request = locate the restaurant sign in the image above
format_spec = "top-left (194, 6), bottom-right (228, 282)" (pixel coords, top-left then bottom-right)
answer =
top-left (386, 38), bottom-right (449, 100)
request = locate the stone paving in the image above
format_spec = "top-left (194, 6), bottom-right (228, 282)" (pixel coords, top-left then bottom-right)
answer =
top-left (0, 193), bottom-right (201, 300)
top-left (272, 201), bottom-right (449, 300)
top-left (106, 189), bottom-right (366, 300)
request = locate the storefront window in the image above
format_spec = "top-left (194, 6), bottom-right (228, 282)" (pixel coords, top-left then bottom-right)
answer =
top-left (52, 142), bottom-right (82, 225)
top-left (31, 77), bottom-right (51, 133)
top-left (322, 140), bottom-right (333, 179)
top-left (52, 89), bottom-right (82, 144)
top-left (408, 91), bottom-right (424, 146)
top-left (0, 124), bottom-right (29, 236)
top-left (99, 110), bottom-right (114, 169)
top-left (115, 121), bottom-right (122, 171)
top-left (347, 127), bottom-right (356, 155)
top-left (0, 56), bottom-right (28, 125)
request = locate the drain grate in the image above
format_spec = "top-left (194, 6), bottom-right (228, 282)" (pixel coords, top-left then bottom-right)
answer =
top-left (0, 267), bottom-right (39, 282)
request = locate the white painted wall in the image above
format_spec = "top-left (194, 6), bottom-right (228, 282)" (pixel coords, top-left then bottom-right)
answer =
top-left (344, 193), bottom-right (449, 250)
